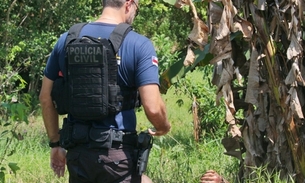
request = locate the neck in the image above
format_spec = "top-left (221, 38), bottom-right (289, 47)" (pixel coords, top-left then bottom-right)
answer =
top-left (96, 8), bottom-right (124, 24)
top-left (96, 17), bottom-right (120, 24)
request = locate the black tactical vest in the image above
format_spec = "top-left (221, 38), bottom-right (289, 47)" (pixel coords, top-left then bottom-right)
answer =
top-left (51, 23), bottom-right (140, 121)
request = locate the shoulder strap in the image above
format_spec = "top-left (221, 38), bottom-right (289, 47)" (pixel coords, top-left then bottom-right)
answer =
top-left (65, 22), bottom-right (131, 53)
top-left (109, 23), bottom-right (132, 53)
top-left (65, 22), bottom-right (88, 48)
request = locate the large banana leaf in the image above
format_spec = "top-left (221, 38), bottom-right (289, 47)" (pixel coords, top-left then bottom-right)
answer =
top-left (159, 44), bottom-right (213, 94)
top-left (159, 31), bottom-right (242, 94)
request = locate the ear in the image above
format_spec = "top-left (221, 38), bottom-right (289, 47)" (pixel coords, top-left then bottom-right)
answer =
top-left (125, 0), bottom-right (132, 12)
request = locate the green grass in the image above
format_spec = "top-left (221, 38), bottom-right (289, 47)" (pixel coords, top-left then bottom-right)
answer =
top-left (3, 70), bottom-right (240, 183)
top-left (6, 124), bottom-right (238, 183)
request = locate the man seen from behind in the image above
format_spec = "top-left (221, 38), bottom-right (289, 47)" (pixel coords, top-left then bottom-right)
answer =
top-left (39, 0), bottom-right (171, 182)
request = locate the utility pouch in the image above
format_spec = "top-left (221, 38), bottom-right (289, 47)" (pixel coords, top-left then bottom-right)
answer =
top-left (59, 118), bottom-right (75, 149)
top-left (136, 131), bottom-right (153, 176)
top-left (72, 123), bottom-right (90, 143)
top-left (51, 77), bottom-right (68, 115)
top-left (89, 128), bottom-right (112, 149)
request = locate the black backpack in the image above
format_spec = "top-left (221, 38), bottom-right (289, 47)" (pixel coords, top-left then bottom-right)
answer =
top-left (51, 23), bottom-right (138, 121)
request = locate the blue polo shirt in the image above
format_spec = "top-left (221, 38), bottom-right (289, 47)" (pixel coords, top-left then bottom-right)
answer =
top-left (44, 22), bottom-right (160, 132)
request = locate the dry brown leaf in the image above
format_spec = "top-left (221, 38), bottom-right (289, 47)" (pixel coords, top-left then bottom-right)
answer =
top-left (211, 61), bottom-right (222, 86)
top-left (215, 6), bottom-right (231, 40)
top-left (287, 87), bottom-right (304, 119)
top-left (266, 107), bottom-right (276, 145)
top-left (209, 2), bottom-right (223, 25)
top-left (296, 0), bottom-right (305, 21)
top-left (288, 6), bottom-right (299, 39)
top-left (209, 32), bottom-right (232, 56)
top-left (174, 0), bottom-right (189, 8)
top-left (225, 103), bottom-right (235, 124)
top-left (222, 137), bottom-right (243, 159)
top-left (222, 0), bottom-right (237, 15)
top-left (229, 124), bottom-right (242, 137)
top-left (220, 83), bottom-right (236, 119)
top-left (234, 67), bottom-right (243, 86)
top-left (233, 16), bottom-right (253, 41)
top-left (256, 0), bottom-right (266, 10)
top-left (218, 58), bottom-right (234, 87)
top-left (243, 115), bottom-right (258, 166)
top-left (285, 62), bottom-right (305, 85)
top-left (245, 46), bottom-right (260, 106)
top-left (287, 34), bottom-right (303, 60)
top-left (188, 18), bottom-right (209, 50)
top-left (257, 94), bottom-right (268, 133)
top-left (183, 45), bottom-right (195, 66)
top-left (296, 83), bottom-right (305, 107)
top-left (209, 51), bottom-right (231, 65)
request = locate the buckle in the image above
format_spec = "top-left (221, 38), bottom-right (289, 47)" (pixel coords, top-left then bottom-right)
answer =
top-left (111, 130), bottom-right (124, 142)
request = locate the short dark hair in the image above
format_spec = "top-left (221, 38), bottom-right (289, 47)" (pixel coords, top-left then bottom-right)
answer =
top-left (102, 0), bottom-right (125, 8)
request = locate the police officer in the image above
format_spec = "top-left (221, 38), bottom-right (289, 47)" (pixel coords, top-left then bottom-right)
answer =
top-left (39, 0), bottom-right (171, 182)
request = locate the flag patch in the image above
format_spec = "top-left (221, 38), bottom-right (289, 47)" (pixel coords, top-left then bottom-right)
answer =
top-left (152, 56), bottom-right (158, 66)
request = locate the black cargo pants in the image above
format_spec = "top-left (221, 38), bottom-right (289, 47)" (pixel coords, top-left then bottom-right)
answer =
top-left (66, 143), bottom-right (141, 183)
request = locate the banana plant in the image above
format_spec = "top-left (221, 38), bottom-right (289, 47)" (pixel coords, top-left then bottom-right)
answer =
top-left (160, 0), bottom-right (305, 182)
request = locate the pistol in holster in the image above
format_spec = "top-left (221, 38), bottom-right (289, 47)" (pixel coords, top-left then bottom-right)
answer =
top-left (136, 131), bottom-right (153, 176)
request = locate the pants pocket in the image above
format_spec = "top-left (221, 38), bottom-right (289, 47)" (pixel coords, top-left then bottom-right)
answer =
top-left (98, 149), bottom-right (134, 176)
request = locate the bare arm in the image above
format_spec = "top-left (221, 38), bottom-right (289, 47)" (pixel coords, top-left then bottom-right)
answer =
top-left (138, 84), bottom-right (171, 136)
top-left (39, 76), bottom-right (66, 177)
top-left (39, 76), bottom-right (60, 143)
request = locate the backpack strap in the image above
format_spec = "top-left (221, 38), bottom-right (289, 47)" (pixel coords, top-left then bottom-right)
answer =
top-left (109, 23), bottom-right (132, 53)
top-left (65, 23), bottom-right (88, 48)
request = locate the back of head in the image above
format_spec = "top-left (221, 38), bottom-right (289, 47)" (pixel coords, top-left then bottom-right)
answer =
top-left (102, 0), bottom-right (125, 8)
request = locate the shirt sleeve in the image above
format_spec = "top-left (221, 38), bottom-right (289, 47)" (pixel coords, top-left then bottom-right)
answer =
top-left (44, 32), bottom-right (68, 81)
top-left (135, 39), bottom-right (160, 87)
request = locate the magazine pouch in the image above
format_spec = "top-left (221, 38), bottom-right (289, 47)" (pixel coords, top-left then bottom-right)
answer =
top-left (72, 123), bottom-right (90, 144)
top-left (89, 127), bottom-right (112, 149)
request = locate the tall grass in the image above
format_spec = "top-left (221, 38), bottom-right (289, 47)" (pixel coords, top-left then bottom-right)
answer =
top-left (4, 70), bottom-right (240, 183)
top-left (6, 121), bottom-right (238, 183)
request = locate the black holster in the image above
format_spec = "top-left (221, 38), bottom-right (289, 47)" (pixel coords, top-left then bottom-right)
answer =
top-left (136, 131), bottom-right (153, 175)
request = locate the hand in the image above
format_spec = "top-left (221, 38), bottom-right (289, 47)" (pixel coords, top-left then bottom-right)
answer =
top-left (147, 128), bottom-right (168, 136)
top-left (200, 170), bottom-right (225, 183)
top-left (50, 147), bottom-right (66, 178)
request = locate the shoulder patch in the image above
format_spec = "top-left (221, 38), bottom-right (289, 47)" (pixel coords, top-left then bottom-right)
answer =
top-left (152, 56), bottom-right (158, 67)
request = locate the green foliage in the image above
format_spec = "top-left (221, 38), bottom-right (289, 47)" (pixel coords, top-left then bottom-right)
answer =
top-left (0, 0), bottom-right (102, 105)
top-left (0, 64), bottom-right (26, 105)
top-left (134, 0), bottom-right (192, 51)
top-left (159, 44), bottom-right (214, 94)
top-left (0, 0), bottom-right (194, 111)
top-left (172, 66), bottom-right (226, 140)
top-left (242, 165), bottom-right (295, 183)
top-left (151, 34), bottom-right (181, 73)
top-left (0, 102), bottom-right (28, 182)
top-left (0, 0), bottom-right (213, 181)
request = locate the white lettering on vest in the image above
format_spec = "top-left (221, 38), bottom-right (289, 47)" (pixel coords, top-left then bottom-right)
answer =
top-left (73, 55), bottom-right (100, 63)
top-left (69, 46), bottom-right (102, 55)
